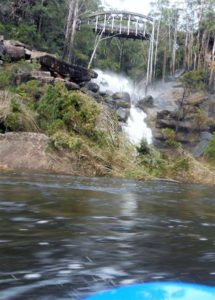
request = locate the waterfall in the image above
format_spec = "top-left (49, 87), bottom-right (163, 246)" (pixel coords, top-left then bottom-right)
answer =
top-left (126, 106), bottom-right (152, 145)
top-left (93, 69), bottom-right (153, 145)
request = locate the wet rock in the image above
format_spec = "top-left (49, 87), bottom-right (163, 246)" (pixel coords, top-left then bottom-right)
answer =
top-left (137, 95), bottom-right (154, 110)
top-left (112, 92), bottom-right (130, 103)
top-left (104, 96), bottom-right (115, 108)
top-left (86, 82), bottom-right (100, 93)
top-left (116, 108), bottom-right (130, 122)
top-left (183, 91), bottom-right (208, 106)
top-left (81, 88), bottom-right (103, 103)
top-left (64, 81), bottom-right (80, 91)
top-left (192, 132), bottom-right (212, 157)
top-left (156, 110), bottom-right (178, 129)
top-left (111, 92), bottom-right (131, 110)
top-left (99, 90), bottom-right (108, 97)
top-left (115, 100), bottom-right (131, 109)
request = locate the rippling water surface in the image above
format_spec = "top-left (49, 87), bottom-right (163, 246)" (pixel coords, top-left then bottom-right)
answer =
top-left (0, 173), bottom-right (215, 299)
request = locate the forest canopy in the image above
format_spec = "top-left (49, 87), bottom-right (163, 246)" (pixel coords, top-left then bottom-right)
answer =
top-left (0, 0), bottom-right (214, 86)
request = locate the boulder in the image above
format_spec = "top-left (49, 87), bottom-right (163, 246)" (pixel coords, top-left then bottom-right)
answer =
top-left (86, 82), bottom-right (100, 93)
top-left (81, 88), bottom-right (103, 103)
top-left (192, 132), bottom-right (212, 157)
top-left (112, 92), bottom-right (131, 109)
top-left (183, 91), bottom-right (208, 106)
top-left (104, 96), bottom-right (116, 108)
top-left (3, 40), bottom-right (26, 61)
top-left (64, 81), bottom-right (80, 91)
top-left (115, 100), bottom-right (131, 109)
top-left (116, 108), bottom-right (130, 122)
top-left (112, 92), bottom-right (131, 103)
top-left (32, 70), bottom-right (54, 85)
top-left (156, 110), bottom-right (178, 129)
top-left (39, 55), bottom-right (98, 83)
top-left (13, 71), bottom-right (32, 86)
top-left (137, 95), bottom-right (154, 110)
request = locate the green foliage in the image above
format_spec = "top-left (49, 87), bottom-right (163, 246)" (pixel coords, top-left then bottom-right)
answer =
top-left (10, 24), bottom-right (39, 46)
top-left (0, 0), bottom-right (66, 53)
top-left (37, 83), bottom-right (100, 137)
top-left (180, 70), bottom-right (207, 91)
top-left (51, 130), bottom-right (82, 150)
top-left (172, 157), bottom-right (189, 173)
top-left (11, 99), bottom-right (21, 113)
top-left (3, 97), bottom-right (38, 132)
top-left (138, 147), bottom-right (167, 177)
top-left (11, 60), bottom-right (39, 74)
top-left (136, 139), bottom-right (151, 155)
top-left (204, 133), bottom-right (215, 164)
top-left (195, 108), bottom-right (209, 131)
top-left (162, 128), bottom-right (181, 148)
top-left (16, 80), bottom-right (46, 103)
top-left (0, 61), bottom-right (40, 91)
top-left (4, 112), bottom-right (20, 131)
top-left (0, 69), bottom-right (10, 89)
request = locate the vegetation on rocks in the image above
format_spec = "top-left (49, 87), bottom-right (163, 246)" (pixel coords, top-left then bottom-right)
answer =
top-left (204, 133), bottom-right (215, 165)
top-left (0, 0), bottom-right (214, 183)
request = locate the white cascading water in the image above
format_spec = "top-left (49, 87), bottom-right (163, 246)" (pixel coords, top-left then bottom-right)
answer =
top-left (93, 69), bottom-right (153, 145)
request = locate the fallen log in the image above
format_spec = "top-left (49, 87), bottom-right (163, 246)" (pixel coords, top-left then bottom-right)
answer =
top-left (39, 55), bottom-right (98, 83)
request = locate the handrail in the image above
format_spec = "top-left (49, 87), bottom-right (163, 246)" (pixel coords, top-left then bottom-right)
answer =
top-left (88, 11), bottom-right (153, 22)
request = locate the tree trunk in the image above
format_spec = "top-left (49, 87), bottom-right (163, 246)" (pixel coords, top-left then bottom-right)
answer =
top-left (63, 0), bottom-right (79, 63)
top-left (172, 24), bottom-right (177, 76)
top-left (209, 37), bottom-right (215, 91)
top-left (38, 0), bottom-right (45, 34)
top-left (153, 18), bottom-right (160, 80)
top-left (184, 30), bottom-right (189, 70)
top-left (162, 47), bottom-right (167, 82)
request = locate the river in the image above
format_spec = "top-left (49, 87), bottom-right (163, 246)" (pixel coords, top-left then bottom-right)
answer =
top-left (0, 173), bottom-right (215, 299)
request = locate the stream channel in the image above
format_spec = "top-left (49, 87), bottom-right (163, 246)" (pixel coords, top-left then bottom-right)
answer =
top-left (0, 173), bottom-right (215, 299)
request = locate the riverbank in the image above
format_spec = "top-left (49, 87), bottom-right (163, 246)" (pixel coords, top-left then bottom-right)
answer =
top-left (0, 60), bottom-right (215, 184)
top-left (0, 131), bottom-right (215, 185)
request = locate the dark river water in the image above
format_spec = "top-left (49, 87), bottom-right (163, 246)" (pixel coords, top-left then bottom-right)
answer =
top-left (0, 173), bottom-right (215, 300)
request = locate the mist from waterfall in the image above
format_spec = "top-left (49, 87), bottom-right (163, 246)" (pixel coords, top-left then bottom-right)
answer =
top-left (93, 69), bottom-right (153, 145)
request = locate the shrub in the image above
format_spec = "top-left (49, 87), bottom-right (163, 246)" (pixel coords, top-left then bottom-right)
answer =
top-left (136, 139), bottom-right (151, 155)
top-left (195, 108), bottom-right (209, 131)
top-left (138, 147), bottom-right (167, 177)
top-left (162, 128), bottom-right (181, 148)
top-left (204, 133), bottom-right (215, 164)
top-left (172, 157), bottom-right (189, 173)
top-left (180, 69), bottom-right (207, 91)
top-left (51, 131), bottom-right (82, 150)
top-left (16, 80), bottom-right (46, 103)
top-left (0, 69), bottom-right (10, 89)
top-left (37, 83), bottom-right (100, 136)
top-left (2, 96), bottom-right (38, 132)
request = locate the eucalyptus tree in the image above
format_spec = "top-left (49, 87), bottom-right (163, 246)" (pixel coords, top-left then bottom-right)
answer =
top-left (63, 0), bottom-right (101, 63)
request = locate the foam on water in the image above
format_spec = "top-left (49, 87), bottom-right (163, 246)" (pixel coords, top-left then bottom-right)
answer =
top-left (93, 69), bottom-right (153, 145)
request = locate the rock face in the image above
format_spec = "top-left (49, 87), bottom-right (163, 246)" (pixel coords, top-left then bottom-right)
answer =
top-left (116, 108), bottom-right (130, 122)
top-left (137, 95), bottom-right (154, 110)
top-left (80, 87), bottom-right (132, 123)
top-left (112, 92), bottom-right (131, 109)
top-left (0, 38), bottom-right (97, 85)
top-left (0, 133), bottom-right (52, 171)
top-left (39, 55), bottom-right (97, 83)
top-left (153, 89), bottom-right (212, 149)
top-left (13, 70), bottom-right (80, 91)
top-left (0, 40), bottom-right (26, 61)
top-left (192, 132), bottom-right (212, 158)
top-left (86, 82), bottom-right (100, 93)
top-left (0, 132), bottom-right (103, 176)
